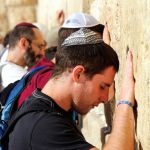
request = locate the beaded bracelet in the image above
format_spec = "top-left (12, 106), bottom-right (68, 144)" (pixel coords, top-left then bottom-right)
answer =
top-left (117, 100), bottom-right (133, 108)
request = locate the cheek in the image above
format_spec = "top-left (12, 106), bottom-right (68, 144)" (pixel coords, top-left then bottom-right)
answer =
top-left (31, 46), bottom-right (39, 56)
top-left (86, 82), bottom-right (99, 98)
top-left (81, 83), bottom-right (98, 104)
top-left (73, 82), bottom-right (99, 107)
top-left (73, 84), bottom-right (89, 104)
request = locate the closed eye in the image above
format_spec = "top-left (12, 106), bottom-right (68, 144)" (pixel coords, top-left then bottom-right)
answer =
top-left (100, 85), bottom-right (106, 90)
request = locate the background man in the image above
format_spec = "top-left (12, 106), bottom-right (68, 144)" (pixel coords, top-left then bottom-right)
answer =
top-left (0, 22), bottom-right (46, 89)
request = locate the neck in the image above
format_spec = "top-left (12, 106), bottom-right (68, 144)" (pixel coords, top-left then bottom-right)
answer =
top-left (42, 77), bottom-right (72, 112)
top-left (7, 48), bottom-right (26, 67)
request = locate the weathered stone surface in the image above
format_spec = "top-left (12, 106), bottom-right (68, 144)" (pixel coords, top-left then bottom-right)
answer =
top-left (90, 0), bottom-right (150, 149)
top-left (82, 105), bottom-right (107, 149)
top-left (37, 0), bottom-right (84, 48)
top-left (7, 6), bottom-right (36, 29)
top-left (0, 3), bottom-right (8, 35)
top-left (6, 0), bottom-right (37, 6)
top-left (0, 19), bottom-right (9, 37)
top-left (0, 3), bottom-right (6, 17)
top-left (37, 0), bottom-right (83, 33)
top-left (0, 0), bottom-right (149, 149)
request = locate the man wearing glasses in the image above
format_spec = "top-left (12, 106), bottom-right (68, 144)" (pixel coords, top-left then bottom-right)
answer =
top-left (0, 22), bottom-right (47, 89)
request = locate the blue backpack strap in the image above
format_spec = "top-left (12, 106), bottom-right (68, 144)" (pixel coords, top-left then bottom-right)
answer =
top-left (0, 65), bottom-right (46, 138)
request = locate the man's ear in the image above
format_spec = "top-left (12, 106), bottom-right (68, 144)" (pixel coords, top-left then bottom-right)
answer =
top-left (72, 65), bottom-right (86, 83)
top-left (18, 37), bottom-right (30, 52)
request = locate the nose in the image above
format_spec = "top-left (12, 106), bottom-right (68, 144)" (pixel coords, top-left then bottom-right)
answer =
top-left (37, 43), bottom-right (47, 56)
top-left (38, 49), bottom-right (45, 56)
top-left (101, 90), bottom-right (109, 103)
top-left (36, 46), bottom-right (46, 57)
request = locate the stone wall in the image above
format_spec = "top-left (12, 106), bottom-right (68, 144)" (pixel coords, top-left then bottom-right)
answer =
top-left (0, 0), bottom-right (37, 38)
top-left (93, 1), bottom-right (150, 149)
top-left (0, 0), bottom-right (149, 149)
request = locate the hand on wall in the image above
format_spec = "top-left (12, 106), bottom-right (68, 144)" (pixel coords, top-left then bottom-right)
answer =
top-left (103, 23), bottom-right (111, 45)
top-left (56, 9), bottom-right (65, 26)
top-left (120, 50), bottom-right (135, 105)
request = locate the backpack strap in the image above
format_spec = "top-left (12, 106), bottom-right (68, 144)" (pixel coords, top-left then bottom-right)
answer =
top-left (0, 65), bottom-right (46, 139)
top-left (2, 65), bottom-right (46, 119)
top-left (1, 97), bottom-right (57, 150)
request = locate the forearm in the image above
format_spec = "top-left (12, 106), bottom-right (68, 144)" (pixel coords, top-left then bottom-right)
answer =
top-left (103, 105), bottom-right (134, 150)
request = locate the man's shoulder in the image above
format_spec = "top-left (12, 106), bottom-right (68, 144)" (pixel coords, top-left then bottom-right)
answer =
top-left (2, 62), bottom-right (25, 71)
top-left (1, 62), bottom-right (27, 87)
top-left (1, 62), bottom-right (27, 76)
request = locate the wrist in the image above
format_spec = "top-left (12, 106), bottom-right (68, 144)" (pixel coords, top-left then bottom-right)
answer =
top-left (117, 100), bottom-right (134, 108)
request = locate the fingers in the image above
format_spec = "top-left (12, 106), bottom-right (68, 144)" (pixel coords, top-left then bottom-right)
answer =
top-left (103, 23), bottom-right (111, 45)
top-left (120, 51), bottom-right (135, 104)
top-left (125, 51), bottom-right (134, 79)
top-left (56, 9), bottom-right (65, 26)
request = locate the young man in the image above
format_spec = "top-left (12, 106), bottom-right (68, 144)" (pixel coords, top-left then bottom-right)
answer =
top-left (17, 12), bottom-right (109, 108)
top-left (2, 28), bottom-right (135, 150)
top-left (0, 22), bottom-right (47, 88)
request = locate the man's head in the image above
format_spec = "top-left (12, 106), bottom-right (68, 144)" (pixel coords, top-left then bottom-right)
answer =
top-left (52, 28), bottom-right (119, 114)
top-left (8, 22), bottom-right (47, 68)
top-left (58, 12), bottom-right (104, 50)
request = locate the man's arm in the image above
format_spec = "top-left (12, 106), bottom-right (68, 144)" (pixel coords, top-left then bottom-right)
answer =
top-left (90, 51), bottom-right (135, 150)
top-left (103, 106), bottom-right (134, 150)
top-left (104, 50), bottom-right (135, 150)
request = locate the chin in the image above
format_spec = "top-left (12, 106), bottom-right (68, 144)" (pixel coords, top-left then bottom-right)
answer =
top-left (78, 109), bottom-right (90, 115)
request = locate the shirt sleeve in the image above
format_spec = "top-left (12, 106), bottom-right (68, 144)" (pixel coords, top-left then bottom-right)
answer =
top-left (31, 112), bottom-right (94, 150)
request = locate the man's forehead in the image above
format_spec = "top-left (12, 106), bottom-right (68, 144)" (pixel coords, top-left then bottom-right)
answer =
top-left (32, 28), bottom-right (45, 43)
top-left (33, 28), bottom-right (43, 37)
top-left (96, 66), bottom-right (116, 83)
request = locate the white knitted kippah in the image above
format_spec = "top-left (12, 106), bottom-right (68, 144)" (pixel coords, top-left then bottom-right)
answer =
top-left (61, 28), bottom-right (103, 47)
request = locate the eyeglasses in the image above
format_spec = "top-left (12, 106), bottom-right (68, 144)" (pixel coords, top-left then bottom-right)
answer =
top-left (32, 41), bottom-right (47, 50)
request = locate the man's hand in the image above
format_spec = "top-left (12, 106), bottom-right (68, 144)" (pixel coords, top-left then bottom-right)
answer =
top-left (120, 51), bottom-right (135, 105)
top-left (103, 23), bottom-right (111, 45)
top-left (56, 9), bottom-right (65, 26)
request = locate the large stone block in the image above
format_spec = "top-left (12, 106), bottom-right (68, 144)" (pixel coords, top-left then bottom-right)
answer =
top-left (6, 0), bottom-right (37, 6)
top-left (92, 0), bottom-right (150, 150)
top-left (7, 6), bottom-right (36, 29)
top-left (0, 3), bottom-right (6, 16)
top-left (82, 105), bottom-right (106, 149)
top-left (0, 20), bottom-right (9, 37)
top-left (0, 3), bottom-right (9, 36)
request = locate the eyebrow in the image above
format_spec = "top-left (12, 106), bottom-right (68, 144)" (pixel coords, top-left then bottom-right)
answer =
top-left (102, 81), bottom-right (114, 87)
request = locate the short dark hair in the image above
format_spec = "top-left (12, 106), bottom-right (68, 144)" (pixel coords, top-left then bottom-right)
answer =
top-left (51, 42), bottom-right (119, 79)
top-left (58, 24), bottom-right (104, 50)
top-left (9, 23), bottom-right (38, 49)
top-left (3, 31), bottom-right (11, 48)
